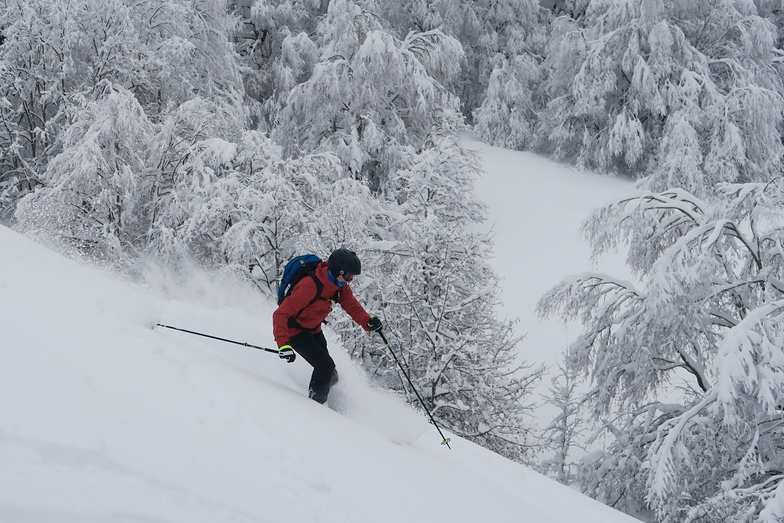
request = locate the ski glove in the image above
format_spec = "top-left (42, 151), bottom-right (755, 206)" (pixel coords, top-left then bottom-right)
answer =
top-left (367, 315), bottom-right (383, 332)
top-left (279, 345), bottom-right (296, 363)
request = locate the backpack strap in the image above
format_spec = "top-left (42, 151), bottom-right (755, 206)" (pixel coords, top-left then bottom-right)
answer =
top-left (287, 273), bottom-right (324, 331)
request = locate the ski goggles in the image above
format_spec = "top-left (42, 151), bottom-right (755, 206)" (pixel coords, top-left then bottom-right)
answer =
top-left (342, 273), bottom-right (356, 282)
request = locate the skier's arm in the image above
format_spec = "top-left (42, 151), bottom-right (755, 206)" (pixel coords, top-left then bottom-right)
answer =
top-left (337, 285), bottom-right (372, 331)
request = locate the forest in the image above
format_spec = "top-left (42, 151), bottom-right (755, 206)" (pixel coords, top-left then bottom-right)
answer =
top-left (1, 1), bottom-right (783, 521)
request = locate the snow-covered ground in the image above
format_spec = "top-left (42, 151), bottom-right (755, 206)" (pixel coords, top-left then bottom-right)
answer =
top-left (0, 142), bottom-right (638, 522)
top-left (468, 138), bottom-right (634, 373)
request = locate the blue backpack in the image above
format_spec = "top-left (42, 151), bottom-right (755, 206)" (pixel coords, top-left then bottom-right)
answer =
top-left (277, 254), bottom-right (323, 306)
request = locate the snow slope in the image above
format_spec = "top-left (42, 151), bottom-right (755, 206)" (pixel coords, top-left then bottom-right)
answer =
top-left (468, 138), bottom-right (634, 372)
top-left (0, 143), bottom-right (640, 522)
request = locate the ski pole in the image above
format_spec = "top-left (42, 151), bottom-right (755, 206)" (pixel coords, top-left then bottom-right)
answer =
top-left (155, 323), bottom-right (279, 354)
top-left (377, 330), bottom-right (451, 449)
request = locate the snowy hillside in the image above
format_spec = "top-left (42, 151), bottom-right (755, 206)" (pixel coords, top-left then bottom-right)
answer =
top-left (467, 138), bottom-right (633, 382)
top-left (0, 140), bottom-right (639, 522)
top-left (1, 212), bottom-right (636, 521)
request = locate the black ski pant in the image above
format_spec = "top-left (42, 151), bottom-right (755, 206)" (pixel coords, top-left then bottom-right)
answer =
top-left (289, 330), bottom-right (339, 404)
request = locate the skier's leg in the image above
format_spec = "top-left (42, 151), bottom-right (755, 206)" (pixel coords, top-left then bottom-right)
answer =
top-left (290, 331), bottom-right (337, 404)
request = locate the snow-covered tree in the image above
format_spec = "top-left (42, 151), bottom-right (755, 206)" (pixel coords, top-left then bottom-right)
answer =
top-left (473, 53), bottom-right (543, 150)
top-left (240, 0), bottom-right (323, 129)
top-left (366, 0), bottom-right (545, 124)
top-left (756, 0), bottom-right (784, 47)
top-left (272, 0), bottom-right (464, 189)
top-left (14, 83), bottom-right (155, 260)
top-left (538, 181), bottom-right (784, 521)
top-left (146, 128), bottom-right (374, 289)
top-left (334, 137), bottom-right (542, 463)
top-left (540, 362), bottom-right (587, 484)
top-left (129, 0), bottom-right (246, 119)
top-left (536, 0), bottom-right (784, 192)
top-left (6, 0), bottom-right (249, 266)
top-left (0, 0), bottom-right (75, 219)
top-left (458, 0), bottom-right (544, 119)
top-left (2, 0), bottom-right (246, 224)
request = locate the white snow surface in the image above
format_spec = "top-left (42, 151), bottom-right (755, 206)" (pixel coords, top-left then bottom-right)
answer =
top-left (0, 141), bottom-right (638, 522)
top-left (467, 138), bottom-right (634, 371)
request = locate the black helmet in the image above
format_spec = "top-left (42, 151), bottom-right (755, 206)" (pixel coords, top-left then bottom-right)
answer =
top-left (328, 248), bottom-right (361, 276)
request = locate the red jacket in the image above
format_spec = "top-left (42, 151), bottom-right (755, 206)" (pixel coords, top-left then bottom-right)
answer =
top-left (273, 262), bottom-right (372, 347)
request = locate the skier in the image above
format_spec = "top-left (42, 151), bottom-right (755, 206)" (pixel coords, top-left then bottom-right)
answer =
top-left (273, 248), bottom-right (382, 404)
